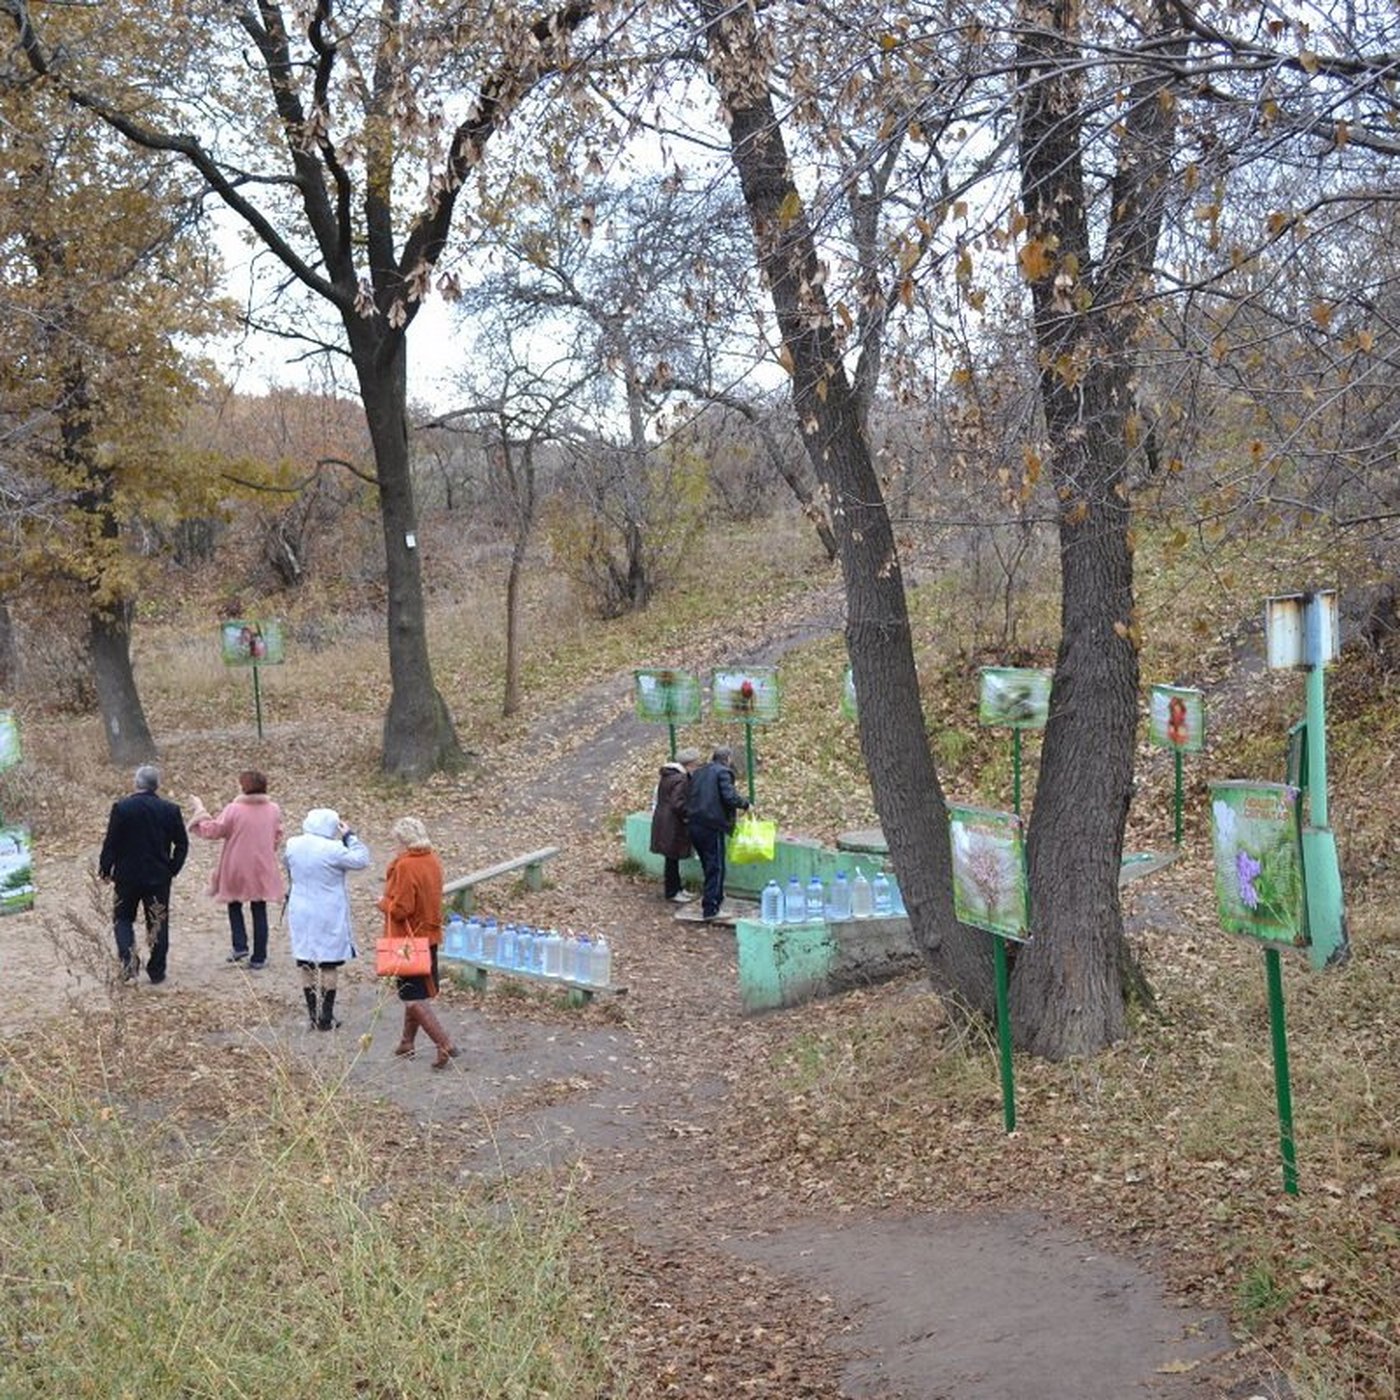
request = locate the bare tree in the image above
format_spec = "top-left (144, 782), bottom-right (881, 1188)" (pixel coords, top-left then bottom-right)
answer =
top-left (3, 0), bottom-right (592, 777)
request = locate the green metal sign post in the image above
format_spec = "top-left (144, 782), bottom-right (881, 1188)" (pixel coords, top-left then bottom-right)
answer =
top-left (1211, 778), bottom-right (1310, 1195)
top-left (252, 664), bottom-right (264, 740)
top-left (978, 668), bottom-right (1050, 818)
top-left (712, 668), bottom-right (779, 810)
top-left (993, 936), bottom-right (1016, 1132)
top-left (949, 803), bottom-right (1029, 1134)
top-left (221, 620), bottom-right (284, 740)
top-left (634, 669), bottom-right (702, 762)
top-left (1264, 592), bottom-right (1347, 971)
top-left (1265, 951), bottom-right (1300, 1196)
top-left (743, 720), bottom-right (757, 807)
top-left (1149, 684), bottom-right (1205, 846)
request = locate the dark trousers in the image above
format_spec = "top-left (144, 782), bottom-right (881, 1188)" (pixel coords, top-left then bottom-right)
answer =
top-left (227, 901), bottom-right (269, 962)
top-left (662, 856), bottom-right (684, 899)
top-left (688, 825), bottom-right (726, 918)
top-left (113, 881), bottom-right (171, 982)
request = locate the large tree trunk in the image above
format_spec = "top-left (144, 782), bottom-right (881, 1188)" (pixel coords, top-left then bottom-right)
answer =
top-left (351, 328), bottom-right (465, 779)
top-left (1010, 0), bottom-right (1181, 1056)
top-left (704, 0), bottom-right (991, 1012)
top-left (89, 600), bottom-right (156, 763)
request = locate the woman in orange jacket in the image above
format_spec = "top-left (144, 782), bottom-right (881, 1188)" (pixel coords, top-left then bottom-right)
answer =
top-left (378, 816), bottom-right (459, 1069)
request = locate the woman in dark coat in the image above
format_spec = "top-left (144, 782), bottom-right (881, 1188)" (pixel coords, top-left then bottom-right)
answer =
top-left (650, 748), bottom-right (700, 902)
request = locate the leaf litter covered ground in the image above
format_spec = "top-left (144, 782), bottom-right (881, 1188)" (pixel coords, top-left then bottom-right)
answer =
top-left (3, 517), bottom-right (1397, 1397)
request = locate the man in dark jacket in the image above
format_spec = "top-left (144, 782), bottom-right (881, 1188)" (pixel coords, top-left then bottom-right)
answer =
top-left (99, 764), bottom-right (188, 983)
top-left (685, 746), bottom-right (750, 921)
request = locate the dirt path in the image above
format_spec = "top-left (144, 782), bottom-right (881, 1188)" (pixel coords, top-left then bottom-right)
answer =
top-left (11, 588), bottom-right (1282, 1398)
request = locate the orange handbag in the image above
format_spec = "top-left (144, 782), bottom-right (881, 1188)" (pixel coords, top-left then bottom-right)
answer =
top-left (375, 936), bottom-right (431, 978)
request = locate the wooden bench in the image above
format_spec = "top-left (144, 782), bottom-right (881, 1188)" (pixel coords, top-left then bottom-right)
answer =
top-left (443, 846), bottom-right (560, 915)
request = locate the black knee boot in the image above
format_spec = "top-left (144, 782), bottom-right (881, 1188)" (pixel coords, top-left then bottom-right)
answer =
top-left (303, 987), bottom-right (318, 1029)
top-left (317, 988), bottom-right (339, 1031)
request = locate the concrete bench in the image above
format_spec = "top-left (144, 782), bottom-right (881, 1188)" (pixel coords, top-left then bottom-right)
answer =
top-left (443, 846), bottom-right (560, 915)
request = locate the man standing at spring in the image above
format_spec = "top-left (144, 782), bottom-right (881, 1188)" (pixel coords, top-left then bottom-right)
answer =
top-left (685, 746), bottom-right (750, 922)
top-left (99, 764), bottom-right (189, 983)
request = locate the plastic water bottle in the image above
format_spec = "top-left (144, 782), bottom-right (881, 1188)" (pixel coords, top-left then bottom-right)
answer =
top-left (760, 880), bottom-right (783, 925)
top-left (826, 870), bottom-right (852, 921)
top-left (443, 915), bottom-right (467, 958)
top-left (499, 923), bottom-right (517, 969)
top-left (573, 935), bottom-right (592, 983)
top-left (516, 926), bottom-right (535, 973)
top-left (873, 871), bottom-right (893, 917)
top-left (465, 916), bottom-right (483, 960)
top-left (851, 868), bottom-right (873, 918)
top-left (784, 876), bottom-right (806, 923)
top-left (592, 935), bottom-right (612, 987)
top-left (482, 918), bottom-right (499, 964)
top-left (541, 929), bottom-right (562, 977)
top-left (805, 875), bottom-right (825, 923)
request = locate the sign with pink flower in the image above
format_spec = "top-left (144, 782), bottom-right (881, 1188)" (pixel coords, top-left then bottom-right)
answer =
top-left (1209, 781), bottom-right (1306, 948)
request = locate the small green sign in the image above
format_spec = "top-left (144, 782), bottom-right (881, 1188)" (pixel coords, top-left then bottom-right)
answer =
top-left (978, 667), bottom-right (1051, 729)
top-left (0, 823), bottom-right (33, 916)
top-left (1210, 781), bottom-right (1306, 949)
top-left (220, 620), bottom-right (285, 666)
top-left (0, 711), bottom-right (19, 771)
top-left (841, 665), bottom-right (857, 720)
top-left (634, 668), bottom-right (702, 724)
top-left (949, 804), bottom-right (1030, 940)
top-left (712, 667), bottom-right (780, 722)
top-left (1149, 684), bottom-right (1205, 752)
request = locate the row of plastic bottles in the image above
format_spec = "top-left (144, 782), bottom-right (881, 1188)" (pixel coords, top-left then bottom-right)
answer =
top-left (442, 914), bottom-right (613, 987)
top-left (760, 868), bottom-right (900, 925)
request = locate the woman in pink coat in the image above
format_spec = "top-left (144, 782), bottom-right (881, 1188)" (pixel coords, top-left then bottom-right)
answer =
top-left (187, 770), bottom-right (285, 968)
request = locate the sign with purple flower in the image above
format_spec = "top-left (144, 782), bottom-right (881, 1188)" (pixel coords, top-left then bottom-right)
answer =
top-left (1209, 781), bottom-right (1306, 948)
top-left (949, 804), bottom-right (1030, 941)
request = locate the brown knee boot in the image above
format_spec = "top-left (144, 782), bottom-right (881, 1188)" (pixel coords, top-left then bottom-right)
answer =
top-left (416, 1002), bottom-right (459, 1070)
top-left (395, 1005), bottom-right (419, 1058)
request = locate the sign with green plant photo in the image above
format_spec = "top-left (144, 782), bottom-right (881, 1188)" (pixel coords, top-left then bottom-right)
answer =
top-left (0, 823), bottom-right (34, 915)
top-left (949, 804), bottom-right (1030, 940)
top-left (1149, 684), bottom-right (1205, 751)
top-left (0, 710), bottom-right (19, 771)
top-left (978, 667), bottom-right (1051, 729)
top-left (711, 667), bottom-right (780, 722)
top-left (634, 668), bottom-right (702, 724)
top-left (841, 664), bottom-right (857, 720)
top-left (1209, 781), bottom-right (1307, 949)
top-left (220, 620), bottom-right (286, 666)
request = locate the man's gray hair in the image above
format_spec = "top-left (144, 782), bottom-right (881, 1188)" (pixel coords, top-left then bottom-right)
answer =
top-left (134, 764), bottom-right (160, 792)
top-left (711, 746), bottom-right (733, 765)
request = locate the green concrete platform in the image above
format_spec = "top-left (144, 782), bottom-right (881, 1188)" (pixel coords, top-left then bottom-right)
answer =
top-left (734, 914), bottom-right (920, 1013)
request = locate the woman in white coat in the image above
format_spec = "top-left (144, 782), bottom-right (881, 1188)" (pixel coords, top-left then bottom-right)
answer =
top-left (283, 808), bottom-right (371, 1030)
